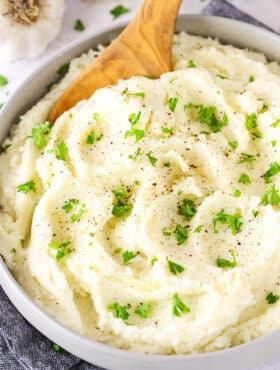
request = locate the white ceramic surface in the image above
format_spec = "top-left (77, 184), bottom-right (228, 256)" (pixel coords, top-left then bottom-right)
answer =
top-left (1, 15), bottom-right (280, 370)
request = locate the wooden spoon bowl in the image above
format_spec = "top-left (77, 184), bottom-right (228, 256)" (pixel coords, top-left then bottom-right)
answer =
top-left (48, 0), bottom-right (182, 122)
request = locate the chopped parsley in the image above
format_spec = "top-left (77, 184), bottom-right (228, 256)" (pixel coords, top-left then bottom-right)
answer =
top-left (233, 189), bottom-right (241, 197)
top-left (264, 162), bottom-right (280, 183)
top-left (71, 204), bottom-right (87, 223)
top-left (271, 140), bottom-right (277, 148)
top-left (125, 112), bottom-right (144, 142)
top-left (216, 73), bottom-right (228, 80)
top-left (238, 153), bottom-right (256, 164)
top-left (213, 209), bottom-right (242, 235)
top-left (17, 180), bottom-right (36, 194)
top-left (11, 248), bottom-right (16, 254)
top-left (0, 75), bottom-right (8, 86)
top-left (167, 97), bottom-right (178, 112)
top-left (168, 259), bottom-right (185, 275)
top-left (177, 198), bottom-right (197, 221)
top-left (113, 247), bottom-right (122, 255)
top-left (261, 184), bottom-right (280, 206)
top-left (0, 103), bottom-right (4, 109)
top-left (123, 89), bottom-right (145, 98)
top-left (49, 240), bottom-right (72, 261)
top-left (163, 162), bottom-right (171, 168)
top-left (245, 112), bottom-right (262, 139)
top-left (194, 225), bottom-right (202, 233)
top-left (259, 103), bottom-right (269, 113)
top-left (62, 198), bottom-right (79, 213)
top-left (74, 19), bottom-right (85, 31)
top-left (146, 151), bottom-right (157, 166)
top-left (162, 227), bottom-right (172, 237)
top-left (270, 118), bottom-right (280, 128)
top-left (216, 250), bottom-right (237, 269)
top-left (249, 75), bottom-right (255, 83)
top-left (86, 130), bottom-right (95, 145)
top-left (252, 210), bottom-right (259, 218)
top-left (238, 173), bottom-right (251, 184)
top-left (172, 293), bottom-right (190, 317)
top-left (122, 250), bottom-right (137, 265)
top-left (56, 63), bottom-right (70, 77)
top-left (187, 60), bottom-right (196, 68)
top-left (229, 140), bottom-right (238, 150)
top-left (1, 143), bottom-right (11, 153)
top-left (28, 121), bottom-right (52, 149)
top-left (54, 142), bottom-right (68, 161)
top-left (266, 292), bottom-right (280, 304)
top-left (161, 126), bottom-right (173, 134)
top-left (185, 103), bottom-right (228, 133)
top-left (52, 343), bottom-right (63, 353)
top-left (112, 186), bottom-right (133, 218)
top-left (174, 224), bottom-right (188, 245)
top-left (129, 111), bottom-right (141, 126)
top-left (107, 302), bottom-right (131, 320)
top-left (245, 113), bottom-right (257, 130)
top-left (151, 256), bottom-right (158, 266)
top-left (93, 112), bottom-right (101, 122)
top-left (110, 5), bottom-right (130, 20)
top-left (135, 302), bottom-right (151, 318)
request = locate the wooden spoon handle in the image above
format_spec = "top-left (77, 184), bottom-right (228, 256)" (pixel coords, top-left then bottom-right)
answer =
top-left (123, 0), bottom-right (182, 71)
top-left (48, 0), bottom-right (182, 122)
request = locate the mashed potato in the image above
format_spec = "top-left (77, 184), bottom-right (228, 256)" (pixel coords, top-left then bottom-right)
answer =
top-left (1, 33), bottom-right (280, 354)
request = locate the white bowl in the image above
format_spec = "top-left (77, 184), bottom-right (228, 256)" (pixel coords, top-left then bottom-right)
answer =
top-left (1, 15), bottom-right (280, 370)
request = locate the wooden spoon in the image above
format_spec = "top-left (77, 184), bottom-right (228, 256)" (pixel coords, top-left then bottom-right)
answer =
top-left (48, 0), bottom-right (182, 122)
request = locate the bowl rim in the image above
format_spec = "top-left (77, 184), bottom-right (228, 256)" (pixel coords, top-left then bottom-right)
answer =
top-left (1, 14), bottom-right (280, 370)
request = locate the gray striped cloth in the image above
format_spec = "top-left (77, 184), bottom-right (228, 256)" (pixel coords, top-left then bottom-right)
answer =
top-left (0, 1), bottom-right (279, 369)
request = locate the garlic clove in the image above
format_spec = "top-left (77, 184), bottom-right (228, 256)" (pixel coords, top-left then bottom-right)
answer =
top-left (0, 0), bottom-right (65, 62)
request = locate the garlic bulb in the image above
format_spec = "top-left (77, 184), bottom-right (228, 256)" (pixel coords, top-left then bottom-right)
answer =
top-left (0, 0), bottom-right (65, 61)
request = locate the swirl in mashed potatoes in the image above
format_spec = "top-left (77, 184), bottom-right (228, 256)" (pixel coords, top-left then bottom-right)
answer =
top-left (1, 33), bottom-right (280, 354)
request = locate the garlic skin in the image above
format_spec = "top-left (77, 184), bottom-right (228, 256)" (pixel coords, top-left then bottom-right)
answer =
top-left (0, 0), bottom-right (65, 62)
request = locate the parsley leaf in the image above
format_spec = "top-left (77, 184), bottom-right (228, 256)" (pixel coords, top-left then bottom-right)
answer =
top-left (271, 118), bottom-right (280, 128)
top-left (216, 74), bottom-right (228, 80)
top-left (172, 293), bottom-right (190, 317)
top-left (162, 227), bottom-right (172, 237)
top-left (216, 250), bottom-right (237, 269)
top-left (28, 122), bottom-right (52, 149)
top-left (229, 141), bottom-right (238, 150)
top-left (17, 180), bottom-right (36, 194)
top-left (245, 113), bottom-right (257, 130)
top-left (238, 153), bottom-right (256, 164)
top-left (213, 209), bottom-right (242, 235)
top-left (49, 240), bottom-right (72, 261)
top-left (238, 173), bottom-right (251, 184)
top-left (264, 162), bottom-right (280, 183)
top-left (135, 302), bottom-right (151, 318)
top-left (70, 204), bottom-right (87, 223)
top-left (1, 143), bottom-right (11, 153)
top-left (125, 128), bottom-right (145, 143)
top-left (129, 111), bottom-right (141, 126)
top-left (249, 75), bottom-right (255, 83)
top-left (112, 186), bottom-right (133, 217)
top-left (54, 142), bottom-right (68, 161)
top-left (62, 198), bottom-right (79, 213)
top-left (161, 126), bottom-right (173, 134)
top-left (233, 189), bottom-right (241, 197)
top-left (167, 259), bottom-right (185, 275)
top-left (261, 184), bottom-right (280, 206)
top-left (110, 5), bottom-right (130, 20)
top-left (174, 224), bottom-right (188, 245)
top-left (52, 343), bottom-right (63, 353)
top-left (74, 19), bottom-right (85, 31)
top-left (194, 225), bottom-right (202, 233)
top-left (0, 75), bottom-right (8, 86)
top-left (57, 63), bottom-right (70, 77)
top-left (151, 256), bottom-right (158, 266)
top-left (146, 151), bottom-right (157, 166)
top-left (86, 130), bottom-right (95, 145)
top-left (185, 103), bottom-right (228, 133)
top-left (167, 97), bottom-right (178, 112)
top-left (177, 198), bottom-right (197, 221)
top-left (266, 292), bottom-right (280, 304)
top-left (107, 302), bottom-right (131, 320)
top-left (187, 60), bottom-right (196, 68)
top-left (122, 250), bottom-right (137, 265)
